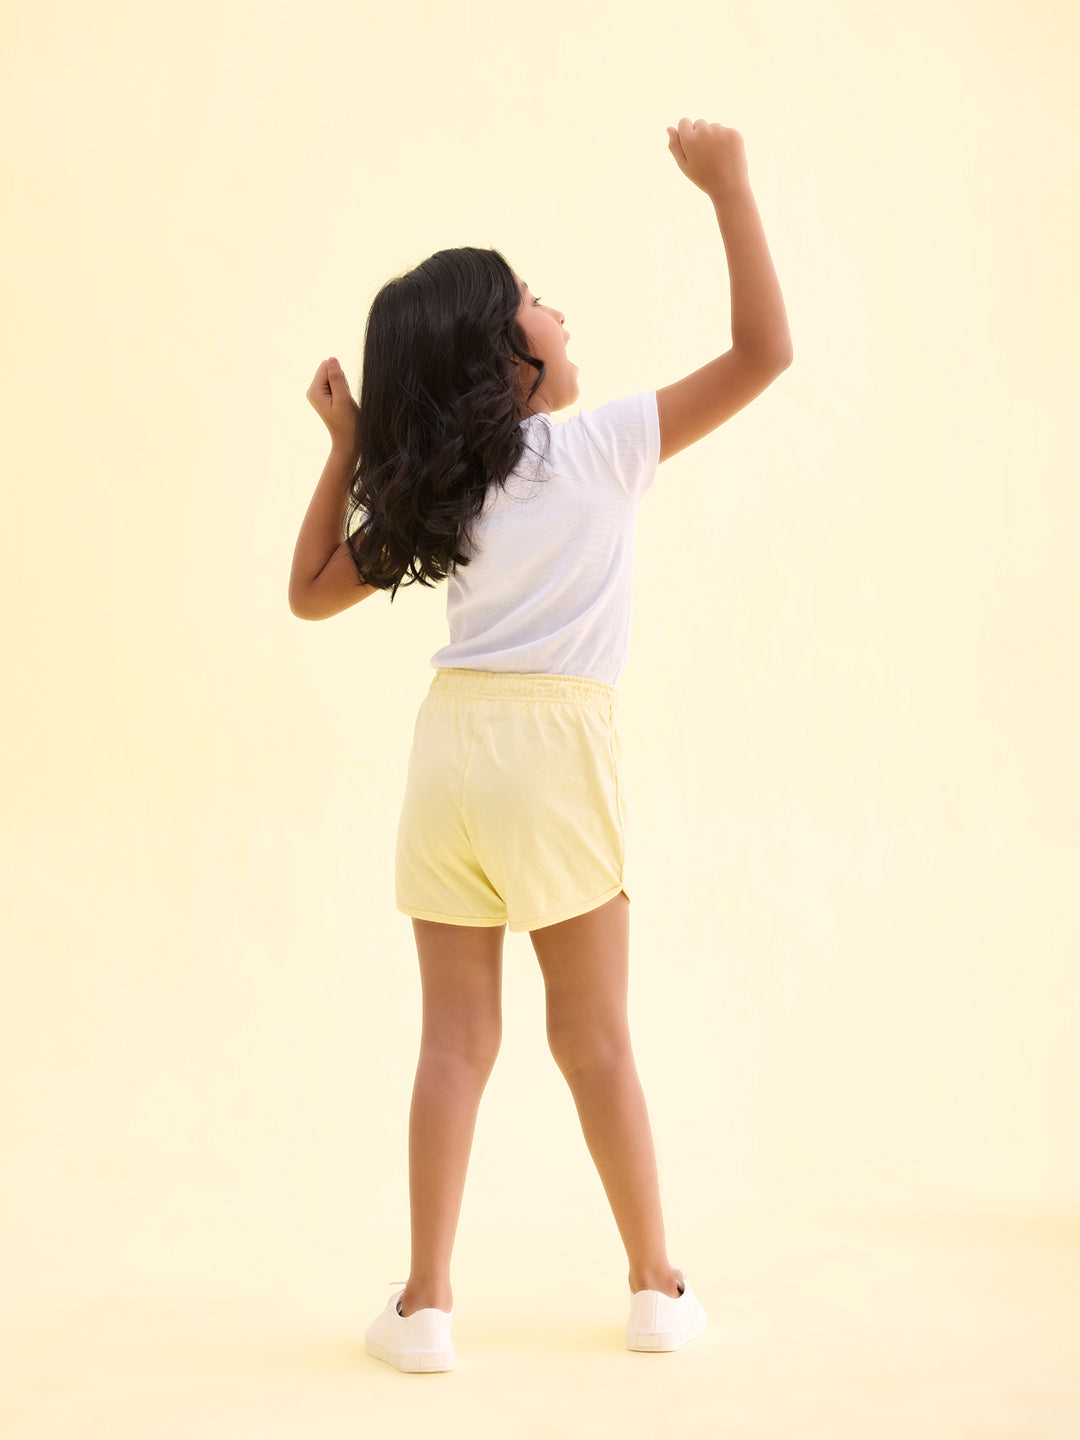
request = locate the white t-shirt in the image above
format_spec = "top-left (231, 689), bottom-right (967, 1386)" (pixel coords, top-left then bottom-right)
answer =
top-left (429, 389), bottom-right (660, 688)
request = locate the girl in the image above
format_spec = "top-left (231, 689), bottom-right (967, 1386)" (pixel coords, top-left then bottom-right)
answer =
top-left (290, 118), bottom-right (792, 1373)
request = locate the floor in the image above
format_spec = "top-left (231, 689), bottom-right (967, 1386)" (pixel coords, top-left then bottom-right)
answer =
top-left (4, 1200), bottom-right (1078, 1438)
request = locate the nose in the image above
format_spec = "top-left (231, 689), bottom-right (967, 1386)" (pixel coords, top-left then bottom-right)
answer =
top-left (546, 299), bottom-right (568, 337)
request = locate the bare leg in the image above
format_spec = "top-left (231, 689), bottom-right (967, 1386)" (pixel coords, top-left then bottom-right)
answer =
top-left (530, 892), bottom-right (681, 1298)
top-left (562, 1048), bottom-right (682, 1296)
top-left (398, 918), bottom-right (504, 1318)
top-left (399, 1046), bottom-right (494, 1315)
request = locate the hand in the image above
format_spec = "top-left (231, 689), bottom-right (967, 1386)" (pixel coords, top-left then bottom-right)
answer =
top-left (666, 118), bottom-right (750, 204)
top-left (307, 357), bottom-right (361, 452)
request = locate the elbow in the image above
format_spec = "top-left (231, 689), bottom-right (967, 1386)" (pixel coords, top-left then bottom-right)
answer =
top-left (769, 344), bottom-right (794, 371)
top-left (741, 344), bottom-right (792, 374)
top-left (288, 590), bottom-right (317, 621)
top-left (758, 336), bottom-right (793, 370)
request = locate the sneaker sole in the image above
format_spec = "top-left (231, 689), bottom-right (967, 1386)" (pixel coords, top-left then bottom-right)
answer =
top-left (364, 1334), bottom-right (455, 1372)
top-left (626, 1314), bottom-right (707, 1351)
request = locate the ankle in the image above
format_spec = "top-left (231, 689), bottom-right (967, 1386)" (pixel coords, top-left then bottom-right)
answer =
top-left (399, 1286), bottom-right (453, 1316)
top-left (628, 1266), bottom-right (682, 1296)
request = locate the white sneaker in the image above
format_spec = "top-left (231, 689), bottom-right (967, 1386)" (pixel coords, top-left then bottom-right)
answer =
top-left (626, 1267), bottom-right (707, 1351)
top-left (364, 1281), bottom-right (455, 1373)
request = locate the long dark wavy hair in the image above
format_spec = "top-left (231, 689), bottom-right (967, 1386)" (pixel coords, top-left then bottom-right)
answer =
top-left (343, 246), bottom-right (553, 601)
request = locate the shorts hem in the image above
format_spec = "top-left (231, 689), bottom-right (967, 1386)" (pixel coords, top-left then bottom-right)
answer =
top-left (511, 881), bottom-right (630, 934)
top-left (396, 899), bottom-right (508, 928)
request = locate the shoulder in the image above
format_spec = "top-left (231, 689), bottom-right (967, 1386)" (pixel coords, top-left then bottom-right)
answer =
top-left (553, 391), bottom-right (659, 503)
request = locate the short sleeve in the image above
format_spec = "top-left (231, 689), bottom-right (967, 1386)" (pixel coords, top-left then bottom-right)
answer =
top-left (575, 389), bottom-right (660, 504)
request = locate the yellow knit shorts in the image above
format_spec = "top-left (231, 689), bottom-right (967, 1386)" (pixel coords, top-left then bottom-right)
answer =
top-left (395, 667), bottom-right (633, 933)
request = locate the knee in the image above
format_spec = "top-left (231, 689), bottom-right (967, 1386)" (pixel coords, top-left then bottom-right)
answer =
top-left (546, 1023), bottom-right (631, 1079)
top-left (422, 1026), bottom-right (502, 1074)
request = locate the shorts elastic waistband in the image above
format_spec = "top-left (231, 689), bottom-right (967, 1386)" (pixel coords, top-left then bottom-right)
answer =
top-left (430, 667), bottom-right (617, 716)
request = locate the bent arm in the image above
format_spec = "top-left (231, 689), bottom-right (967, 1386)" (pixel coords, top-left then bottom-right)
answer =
top-left (289, 442), bottom-right (377, 620)
top-left (291, 538), bottom-right (379, 620)
top-left (715, 185), bottom-right (792, 363)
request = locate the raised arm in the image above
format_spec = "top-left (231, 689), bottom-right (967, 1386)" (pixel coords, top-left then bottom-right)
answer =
top-left (657, 120), bottom-right (792, 464)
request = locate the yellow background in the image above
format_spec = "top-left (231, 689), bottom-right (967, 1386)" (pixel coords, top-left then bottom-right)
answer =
top-left (3, 0), bottom-right (1078, 1432)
